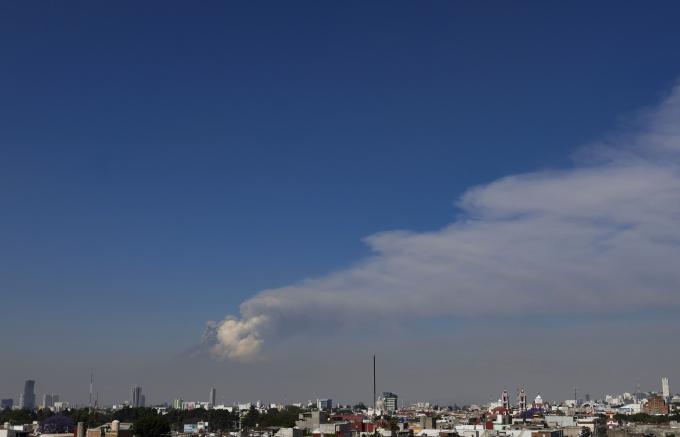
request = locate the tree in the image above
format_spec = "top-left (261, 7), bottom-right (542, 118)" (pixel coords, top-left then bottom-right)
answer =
top-left (40, 415), bottom-right (75, 434)
top-left (242, 405), bottom-right (260, 429)
top-left (134, 415), bottom-right (170, 437)
top-left (258, 407), bottom-right (301, 428)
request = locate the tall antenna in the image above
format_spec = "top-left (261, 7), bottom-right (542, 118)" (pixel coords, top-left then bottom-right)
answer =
top-left (89, 372), bottom-right (94, 412)
top-left (373, 355), bottom-right (376, 418)
top-left (574, 387), bottom-right (577, 407)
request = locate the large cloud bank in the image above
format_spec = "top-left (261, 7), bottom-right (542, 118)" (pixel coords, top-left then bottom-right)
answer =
top-left (209, 85), bottom-right (680, 361)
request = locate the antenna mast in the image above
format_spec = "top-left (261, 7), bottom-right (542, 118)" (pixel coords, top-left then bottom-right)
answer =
top-left (373, 355), bottom-right (376, 418)
top-left (89, 372), bottom-right (94, 412)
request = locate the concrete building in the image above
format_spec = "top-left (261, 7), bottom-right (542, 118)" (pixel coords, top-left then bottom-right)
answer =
top-left (317, 399), bottom-right (332, 411)
top-left (532, 431), bottom-right (563, 437)
top-left (130, 387), bottom-right (143, 408)
top-left (419, 416), bottom-right (436, 429)
top-left (275, 429), bottom-right (303, 437)
top-left (53, 402), bottom-right (69, 412)
top-left (182, 401), bottom-right (197, 410)
top-left (19, 380), bottom-right (35, 410)
top-left (86, 421), bottom-right (133, 437)
top-left (42, 394), bottom-right (54, 409)
top-left (295, 411), bottom-right (328, 432)
top-left (0, 399), bottom-right (13, 410)
top-left (544, 416), bottom-right (576, 427)
top-left (643, 395), bottom-right (668, 415)
top-left (662, 377), bottom-right (670, 400)
top-left (1, 423), bottom-right (29, 437)
top-left (313, 422), bottom-right (351, 437)
top-left (380, 392), bottom-right (398, 413)
top-left (618, 403), bottom-right (641, 414)
top-left (209, 388), bottom-right (216, 407)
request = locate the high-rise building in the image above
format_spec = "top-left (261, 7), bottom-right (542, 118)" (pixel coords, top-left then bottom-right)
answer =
top-left (20, 380), bottom-right (36, 410)
top-left (380, 392), bottom-right (398, 413)
top-left (316, 399), bottom-right (332, 411)
top-left (42, 394), bottom-right (53, 409)
top-left (140, 394), bottom-right (146, 408)
top-left (662, 377), bottom-right (670, 399)
top-left (173, 399), bottom-right (183, 409)
top-left (130, 386), bottom-right (143, 408)
top-left (209, 387), bottom-right (216, 407)
top-left (643, 394), bottom-right (669, 415)
top-left (1, 399), bottom-right (13, 410)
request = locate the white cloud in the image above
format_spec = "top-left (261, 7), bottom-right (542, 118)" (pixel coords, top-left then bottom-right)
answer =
top-left (209, 84), bottom-right (680, 362)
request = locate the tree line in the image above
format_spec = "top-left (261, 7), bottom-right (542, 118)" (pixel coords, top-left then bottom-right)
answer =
top-left (1, 405), bottom-right (303, 437)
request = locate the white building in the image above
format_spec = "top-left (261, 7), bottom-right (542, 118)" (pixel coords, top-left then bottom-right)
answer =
top-left (618, 403), bottom-right (642, 414)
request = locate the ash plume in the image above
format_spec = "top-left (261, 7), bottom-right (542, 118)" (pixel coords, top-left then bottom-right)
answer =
top-left (208, 84), bottom-right (680, 362)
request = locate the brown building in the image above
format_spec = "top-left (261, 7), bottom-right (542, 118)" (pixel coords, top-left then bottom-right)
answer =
top-left (532, 431), bottom-right (563, 437)
top-left (642, 395), bottom-right (669, 415)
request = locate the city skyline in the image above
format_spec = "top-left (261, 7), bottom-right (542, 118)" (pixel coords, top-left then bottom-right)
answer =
top-left (2, 2), bottom-right (680, 407)
top-left (0, 374), bottom-right (675, 409)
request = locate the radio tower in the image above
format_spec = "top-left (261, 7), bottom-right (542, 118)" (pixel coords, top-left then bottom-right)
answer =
top-left (574, 386), bottom-right (577, 407)
top-left (373, 355), bottom-right (376, 418)
top-left (89, 372), bottom-right (94, 412)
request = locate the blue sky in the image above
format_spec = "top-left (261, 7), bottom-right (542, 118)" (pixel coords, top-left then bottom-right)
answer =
top-left (3, 2), bottom-right (680, 404)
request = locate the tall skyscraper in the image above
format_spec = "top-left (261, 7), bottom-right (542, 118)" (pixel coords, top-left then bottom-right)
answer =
top-left (20, 380), bottom-right (36, 410)
top-left (209, 387), bottom-right (216, 407)
top-left (130, 386), bottom-right (143, 408)
top-left (662, 377), bottom-right (670, 399)
top-left (501, 389), bottom-right (510, 410)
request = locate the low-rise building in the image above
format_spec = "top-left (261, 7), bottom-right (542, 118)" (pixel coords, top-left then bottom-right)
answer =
top-left (274, 428), bottom-right (304, 437)
top-left (295, 411), bottom-right (328, 432)
top-left (0, 423), bottom-right (28, 437)
top-left (86, 421), bottom-right (133, 437)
